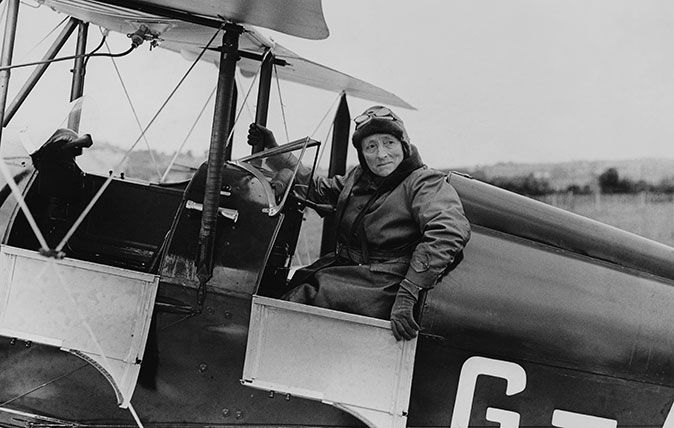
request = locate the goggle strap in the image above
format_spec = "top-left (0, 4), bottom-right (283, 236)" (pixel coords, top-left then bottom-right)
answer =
top-left (354, 107), bottom-right (394, 124)
top-left (354, 115), bottom-right (395, 130)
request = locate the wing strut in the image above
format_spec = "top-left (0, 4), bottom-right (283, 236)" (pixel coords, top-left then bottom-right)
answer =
top-left (252, 49), bottom-right (273, 154)
top-left (320, 93), bottom-right (350, 255)
top-left (196, 23), bottom-right (242, 306)
top-left (68, 20), bottom-right (88, 131)
top-left (3, 18), bottom-right (79, 127)
top-left (0, 0), bottom-right (19, 149)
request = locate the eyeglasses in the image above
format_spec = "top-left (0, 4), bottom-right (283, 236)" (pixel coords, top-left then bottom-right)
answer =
top-left (354, 106), bottom-right (396, 129)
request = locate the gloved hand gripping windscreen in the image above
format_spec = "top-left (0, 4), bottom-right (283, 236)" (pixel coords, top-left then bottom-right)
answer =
top-left (246, 123), bottom-right (314, 202)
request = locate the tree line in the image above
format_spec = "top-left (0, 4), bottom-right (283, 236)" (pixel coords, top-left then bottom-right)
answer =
top-left (466, 167), bottom-right (674, 197)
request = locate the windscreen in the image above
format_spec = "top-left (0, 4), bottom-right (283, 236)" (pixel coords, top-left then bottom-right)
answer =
top-left (232, 137), bottom-right (320, 216)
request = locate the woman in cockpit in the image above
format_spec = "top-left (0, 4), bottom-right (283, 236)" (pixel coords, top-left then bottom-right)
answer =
top-left (247, 106), bottom-right (470, 341)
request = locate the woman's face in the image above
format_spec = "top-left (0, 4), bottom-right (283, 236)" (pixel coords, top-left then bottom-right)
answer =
top-left (361, 133), bottom-right (404, 177)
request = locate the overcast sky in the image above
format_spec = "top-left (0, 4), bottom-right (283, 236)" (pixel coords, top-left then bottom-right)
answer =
top-left (4, 1), bottom-right (674, 169)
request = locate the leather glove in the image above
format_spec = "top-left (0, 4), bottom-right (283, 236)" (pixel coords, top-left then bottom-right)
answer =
top-left (390, 279), bottom-right (421, 341)
top-left (247, 123), bottom-right (277, 149)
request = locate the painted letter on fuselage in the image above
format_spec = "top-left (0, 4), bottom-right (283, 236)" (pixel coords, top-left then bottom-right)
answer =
top-left (485, 407), bottom-right (521, 428)
top-left (450, 356), bottom-right (526, 428)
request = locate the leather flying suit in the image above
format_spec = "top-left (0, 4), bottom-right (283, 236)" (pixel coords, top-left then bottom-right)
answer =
top-left (285, 145), bottom-right (471, 320)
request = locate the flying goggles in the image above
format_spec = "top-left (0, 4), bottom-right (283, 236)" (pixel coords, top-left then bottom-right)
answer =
top-left (354, 106), bottom-right (397, 129)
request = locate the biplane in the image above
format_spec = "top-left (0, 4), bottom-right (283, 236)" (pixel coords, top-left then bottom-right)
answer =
top-left (0, 1), bottom-right (672, 427)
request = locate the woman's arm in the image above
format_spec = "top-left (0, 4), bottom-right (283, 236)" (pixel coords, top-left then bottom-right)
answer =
top-left (405, 169), bottom-right (471, 289)
top-left (390, 169), bottom-right (471, 341)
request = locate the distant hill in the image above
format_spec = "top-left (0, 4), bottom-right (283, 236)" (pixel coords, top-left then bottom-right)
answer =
top-left (79, 143), bottom-right (674, 191)
top-left (79, 141), bottom-right (204, 182)
top-left (451, 158), bottom-right (674, 191)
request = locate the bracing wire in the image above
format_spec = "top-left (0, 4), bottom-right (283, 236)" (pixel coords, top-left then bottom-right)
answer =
top-left (129, 403), bottom-right (145, 428)
top-left (105, 39), bottom-right (163, 181)
top-left (0, 157), bottom-right (49, 250)
top-left (296, 108), bottom-right (338, 265)
top-left (235, 76), bottom-right (256, 123)
top-left (30, 69), bottom-right (263, 419)
top-left (313, 92), bottom-right (342, 166)
top-left (269, 72), bottom-right (345, 266)
top-left (0, 153), bottom-right (147, 427)
top-left (310, 92), bottom-right (342, 140)
top-left (222, 66), bottom-right (262, 150)
top-left (293, 116), bottom-right (337, 267)
top-left (162, 54), bottom-right (263, 180)
top-left (0, 2), bottom-right (47, 58)
top-left (0, 13), bottom-right (69, 82)
top-left (0, 363), bottom-right (88, 407)
top-left (0, 13), bottom-right (226, 428)
top-left (30, 18), bottom-right (69, 53)
top-left (318, 118), bottom-right (335, 168)
top-left (160, 85), bottom-right (216, 183)
top-left (54, 26), bottom-right (223, 253)
top-left (272, 63), bottom-right (290, 144)
top-left (0, 164), bottom-right (147, 427)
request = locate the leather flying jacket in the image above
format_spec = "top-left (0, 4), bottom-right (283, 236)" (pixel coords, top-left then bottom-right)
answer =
top-left (296, 163), bottom-right (471, 289)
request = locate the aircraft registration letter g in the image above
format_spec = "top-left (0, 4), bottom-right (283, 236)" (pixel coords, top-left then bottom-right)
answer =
top-left (450, 356), bottom-right (526, 428)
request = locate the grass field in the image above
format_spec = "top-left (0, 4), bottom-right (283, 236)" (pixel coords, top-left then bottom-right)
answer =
top-left (291, 192), bottom-right (674, 265)
top-left (537, 192), bottom-right (674, 247)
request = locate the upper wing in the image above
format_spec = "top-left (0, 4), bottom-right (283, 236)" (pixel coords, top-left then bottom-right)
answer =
top-left (41, 0), bottom-right (414, 109)
top-left (240, 43), bottom-right (415, 110)
top-left (43, 0), bottom-right (329, 40)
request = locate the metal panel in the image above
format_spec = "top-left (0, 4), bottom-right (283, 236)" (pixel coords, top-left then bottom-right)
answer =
top-left (242, 295), bottom-right (417, 428)
top-left (0, 245), bottom-right (158, 408)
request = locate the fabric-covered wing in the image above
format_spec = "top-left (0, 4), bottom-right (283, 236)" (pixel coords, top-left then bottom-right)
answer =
top-left (40, 0), bottom-right (413, 109)
top-left (165, 38), bottom-right (414, 110)
top-left (241, 44), bottom-right (415, 110)
top-left (42, 0), bottom-right (328, 40)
